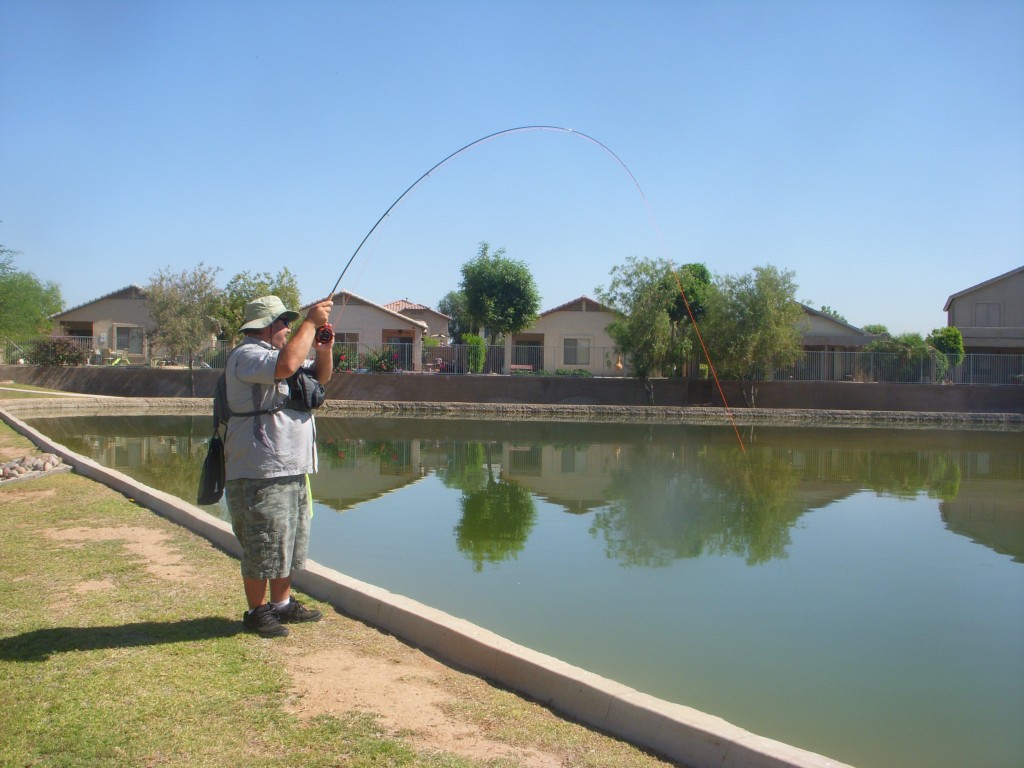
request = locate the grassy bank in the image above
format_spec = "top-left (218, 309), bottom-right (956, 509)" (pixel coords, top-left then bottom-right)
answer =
top-left (0, 421), bottom-right (672, 768)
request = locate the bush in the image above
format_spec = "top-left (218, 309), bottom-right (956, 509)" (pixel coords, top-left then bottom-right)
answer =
top-left (361, 348), bottom-right (399, 373)
top-left (464, 336), bottom-right (486, 374)
top-left (26, 337), bottom-right (89, 366)
top-left (555, 368), bottom-right (593, 377)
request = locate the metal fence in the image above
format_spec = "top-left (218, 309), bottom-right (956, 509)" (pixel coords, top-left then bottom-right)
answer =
top-left (3, 335), bottom-right (1022, 385)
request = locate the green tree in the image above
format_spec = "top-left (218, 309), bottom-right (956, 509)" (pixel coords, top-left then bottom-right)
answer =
top-left (218, 268), bottom-right (302, 343)
top-left (438, 290), bottom-right (475, 344)
top-left (596, 257), bottom-right (709, 390)
top-left (817, 305), bottom-right (848, 323)
top-left (863, 323), bottom-right (889, 335)
top-left (146, 263), bottom-right (223, 395)
top-left (0, 245), bottom-right (64, 338)
top-left (459, 242), bottom-right (541, 344)
top-left (699, 265), bottom-right (804, 401)
top-left (927, 326), bottom-right (965, 367)
top-left (865, 331), bottom-right (951, 383)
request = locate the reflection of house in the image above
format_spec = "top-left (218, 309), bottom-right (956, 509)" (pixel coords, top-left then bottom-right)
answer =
top-left (310, 439), bottom-right (422, 512)
top-left (943, 265), bottom-right (1024, 354)
top-left (500, 441), bottom-right (625, 514)
top-left (323, 291), bottom-right (429, 371)
top-left (50, 285), bottom-right (154, 364)
top-left (385, 299), bottom-right (452, 342)
top-left (508, 296), bottom-right (623, 375)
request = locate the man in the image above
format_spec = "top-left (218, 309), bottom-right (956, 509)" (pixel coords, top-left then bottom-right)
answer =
top-left (224, 294), bottom-right (334, 638)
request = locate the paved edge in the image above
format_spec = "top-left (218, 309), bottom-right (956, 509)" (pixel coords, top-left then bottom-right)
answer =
top-left (2, 399), bottom-right (875, 768)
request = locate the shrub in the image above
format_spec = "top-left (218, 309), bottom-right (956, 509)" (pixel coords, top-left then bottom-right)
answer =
top-left (464, 336), bottom-right (486, 374)
top-left (361, 348), bottom-right (399, 373)
top-left (555, 368), bottom-right (593, 377)
top-left (26, 337), bottom-right (89, 366)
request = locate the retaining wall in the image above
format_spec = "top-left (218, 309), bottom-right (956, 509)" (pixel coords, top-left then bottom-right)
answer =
top-left (2, 364), bottom-right (1021, 413)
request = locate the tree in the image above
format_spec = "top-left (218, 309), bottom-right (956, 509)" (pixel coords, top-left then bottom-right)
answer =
top-left (596, 257), bottom-right (709, 389)
top-left (817, 305), bottom-right (848, 323)
top-left (459, 242), bottom-right (541, 344)
top-left (146, 263), bottom-right (223, 395)
top-left (699, 265), bottom-right (804, 400)
top-left (218, 268), bottom-right (302, 343)
top-left (927, 326), bottom-right (965, 367)
top-left (0, 245), bottom-right (64, 338)
top-left (438, 290), bottom-right (475, 344)
top-left (865, 330), bottom-right (953, 383)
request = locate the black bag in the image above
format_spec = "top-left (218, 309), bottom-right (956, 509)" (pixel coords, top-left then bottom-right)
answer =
top-left (197, 433), bottom-right (225, 505)
top-left (287, 368), bottom-right (326, 411)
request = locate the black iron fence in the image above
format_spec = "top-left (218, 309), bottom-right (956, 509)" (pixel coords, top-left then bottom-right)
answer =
top-left (3, 335), bottom-right (1022, 385)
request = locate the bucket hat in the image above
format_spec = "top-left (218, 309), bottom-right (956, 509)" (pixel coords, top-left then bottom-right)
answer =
top-left (239, 295), bottom-right (300, 331)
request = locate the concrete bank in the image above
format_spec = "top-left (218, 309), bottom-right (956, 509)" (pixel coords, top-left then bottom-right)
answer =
top-left (1, 396), bottom-right (861, 768)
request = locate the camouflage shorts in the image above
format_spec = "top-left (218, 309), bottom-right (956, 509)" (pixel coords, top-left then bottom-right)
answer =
top-left (226, 475), bottom-right (310, 580)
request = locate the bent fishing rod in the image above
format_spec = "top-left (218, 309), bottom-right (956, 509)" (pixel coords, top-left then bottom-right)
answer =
top-left (326, 125), bottom-right (647, 299)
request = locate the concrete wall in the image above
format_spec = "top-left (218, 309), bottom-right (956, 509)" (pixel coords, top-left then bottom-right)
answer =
top-left (1, 364), bottom-right (1021, 413)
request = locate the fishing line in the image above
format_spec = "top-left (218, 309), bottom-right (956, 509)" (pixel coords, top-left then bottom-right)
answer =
top-left (327, 125), bottom-right (745, 450)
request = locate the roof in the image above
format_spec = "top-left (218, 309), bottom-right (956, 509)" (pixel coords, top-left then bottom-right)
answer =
top-left (50, 284), bottom-right (147, 319)
top-left (384, 299), bottom-right (452, 320)
top-left (539, 295), bottom-right (616, 317)
top-left (304, 290), bottom-right (429, 330)
top-left (943, 265), bottom-right (1024, 312)
top-left (799, 303), bottom-right (877, 335)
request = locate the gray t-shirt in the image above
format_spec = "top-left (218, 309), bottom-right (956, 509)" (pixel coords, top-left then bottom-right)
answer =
top-left (223, 338), bottom-right (318, 481)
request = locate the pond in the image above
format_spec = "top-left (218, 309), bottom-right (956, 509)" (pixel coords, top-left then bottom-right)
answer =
top-left (25, 414), bottom-right (1024, 768)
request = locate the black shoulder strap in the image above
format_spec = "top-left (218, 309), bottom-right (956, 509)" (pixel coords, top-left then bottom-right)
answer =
top-left (214, 345), bottom-right (288, 429)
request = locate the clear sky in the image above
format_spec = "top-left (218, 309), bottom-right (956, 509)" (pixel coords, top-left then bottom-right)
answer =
top-left (2, 0), bottom-right (1021, 335)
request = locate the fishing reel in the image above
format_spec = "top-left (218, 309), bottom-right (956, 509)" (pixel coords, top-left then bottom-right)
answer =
top-left (316, 323), bottom-right (334, 344)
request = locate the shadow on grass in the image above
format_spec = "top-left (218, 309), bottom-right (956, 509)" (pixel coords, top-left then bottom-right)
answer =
top-left (0, 617), bottom-right (242, 661)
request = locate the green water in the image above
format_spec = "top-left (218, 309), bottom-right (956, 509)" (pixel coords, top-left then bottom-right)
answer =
top-left (27, 414), bottom-right (1024, 768)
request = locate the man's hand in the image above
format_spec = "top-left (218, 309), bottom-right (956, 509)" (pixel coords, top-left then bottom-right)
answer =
top-left (305, 299), bottom-right (333, 329)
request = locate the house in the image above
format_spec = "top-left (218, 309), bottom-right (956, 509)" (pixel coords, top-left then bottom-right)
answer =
top-left (943, 266), bottom-right (1024, 354)
top-left (324, 290), bottom-right (429, 371)
top-left (798, 304), bottom-right (883, 352)
top-left (50, 284), bottom-right (154, 364)
top-left (507, 296), bottom-right (624, 376)
top-left (384, 299), bottom-right (452, 342)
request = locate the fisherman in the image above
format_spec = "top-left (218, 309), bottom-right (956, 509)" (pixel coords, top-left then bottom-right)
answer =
top-left (224, 294), bottom-right (334, 638)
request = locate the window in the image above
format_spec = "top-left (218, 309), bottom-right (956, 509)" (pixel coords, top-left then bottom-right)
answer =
top-left (563, 337), bottom-right (591, 366)
top-left (115, 326), bottom-right (144, 354)
top-left (973, 302), bottom-right (1001, 327)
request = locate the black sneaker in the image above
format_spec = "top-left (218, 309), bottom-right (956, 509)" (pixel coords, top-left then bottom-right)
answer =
top-left (274, 597), bottom-right (322, 624)
top-left (243, 604), bottom-right (289, 638)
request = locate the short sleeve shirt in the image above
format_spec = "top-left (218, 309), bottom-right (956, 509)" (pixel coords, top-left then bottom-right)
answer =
top-left (223, 338), bottom-right (318, 481)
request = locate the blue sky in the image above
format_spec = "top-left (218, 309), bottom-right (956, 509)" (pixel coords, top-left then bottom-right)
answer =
top-left (2, 0), bottom-right (1021, 335)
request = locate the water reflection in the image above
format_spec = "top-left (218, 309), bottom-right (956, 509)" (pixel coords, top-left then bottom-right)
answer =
top-left (25, 416), bottom-right (1024, 564)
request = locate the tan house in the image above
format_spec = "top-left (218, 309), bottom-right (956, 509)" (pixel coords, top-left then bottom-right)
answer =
top-left (50, 284), bottom-right (154, 364)
top-left (384, 299), bottom-right (452, 342)
top-left (798, 304), bottom-right (882, 352)
top-left (507, 296), bottom-right (624, 376)
top-left (324, 290), bottom-right (429, 371)
top-left (943, 266), bottom-right (1024, 354)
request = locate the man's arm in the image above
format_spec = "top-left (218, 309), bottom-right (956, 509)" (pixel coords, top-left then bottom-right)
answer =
top-left (274, 299), bottom-right (333, 380)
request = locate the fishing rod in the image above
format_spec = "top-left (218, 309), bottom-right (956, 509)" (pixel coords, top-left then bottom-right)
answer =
top-left (327, 125), bottom-right (649, 299)
top-left (324, 125), bottom-right (745, 452)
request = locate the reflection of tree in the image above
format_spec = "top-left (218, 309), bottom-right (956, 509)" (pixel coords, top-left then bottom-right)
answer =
top-left (438, 441), bottom-right (490, 493)
top-left (591, 443), bottom-right (804, 566)
top-left (453, 443), bottom-right (536, 571)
